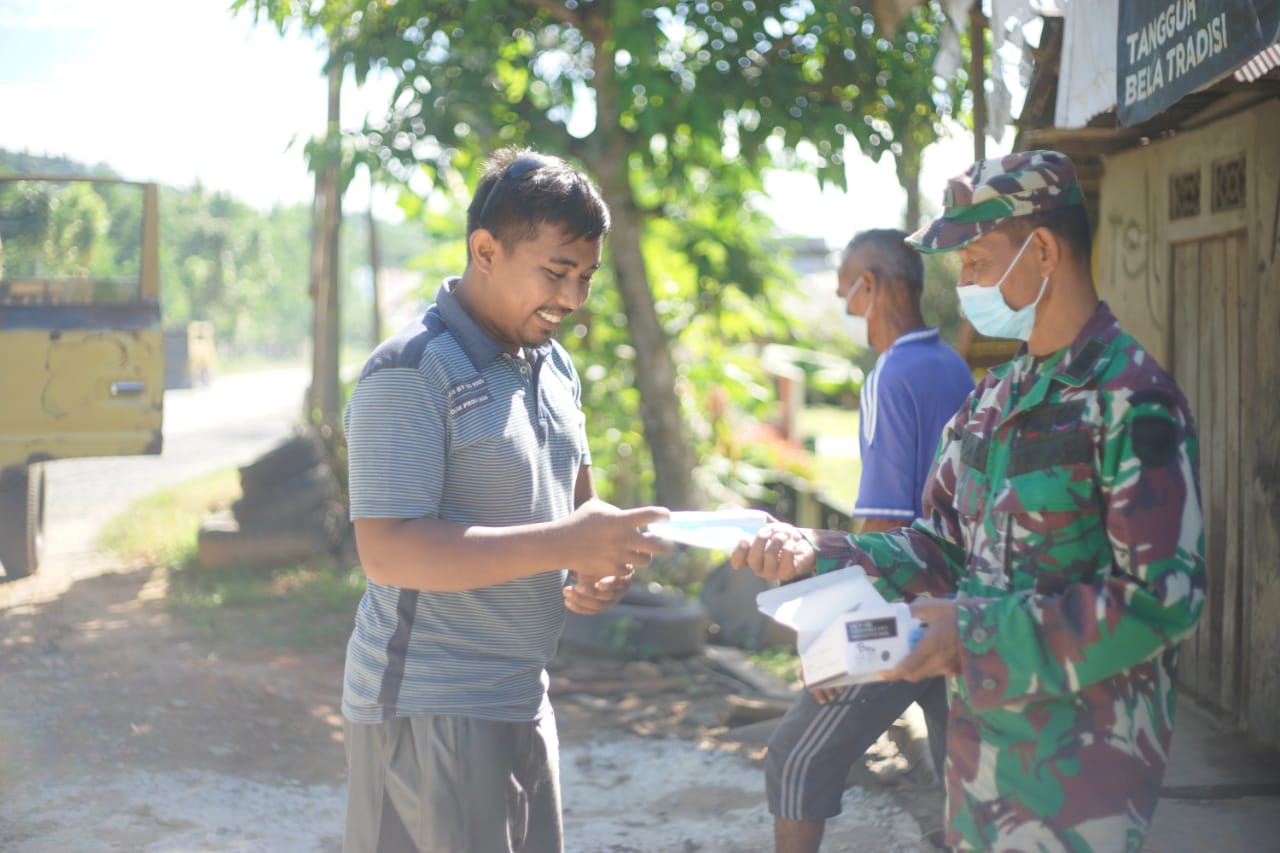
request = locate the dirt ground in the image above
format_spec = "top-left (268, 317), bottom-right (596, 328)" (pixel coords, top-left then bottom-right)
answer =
top-left (0, 553), bottom-right (944, 852)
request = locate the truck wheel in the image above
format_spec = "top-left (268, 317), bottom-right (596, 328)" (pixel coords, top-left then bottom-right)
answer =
top-left (0, 463), bottom-right (45, 581)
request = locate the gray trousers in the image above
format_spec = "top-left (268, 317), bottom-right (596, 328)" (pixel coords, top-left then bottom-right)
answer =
top-left (765, 677), bottom-right (948, 821)
top-left (343, 713), bottom-right (562, 853)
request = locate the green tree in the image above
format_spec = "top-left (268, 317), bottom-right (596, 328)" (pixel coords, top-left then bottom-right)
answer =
top-left (159, 187), bottom-right (315, 358)
top-left (237, 0), bottom-right (963, 508)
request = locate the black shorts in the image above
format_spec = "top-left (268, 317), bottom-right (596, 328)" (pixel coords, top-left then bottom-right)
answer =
top-left (765, 677), bottom-right (948, 821)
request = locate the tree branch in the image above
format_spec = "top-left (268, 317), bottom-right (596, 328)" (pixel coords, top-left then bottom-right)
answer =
top-left (528, 0), bottom-right (580, 28)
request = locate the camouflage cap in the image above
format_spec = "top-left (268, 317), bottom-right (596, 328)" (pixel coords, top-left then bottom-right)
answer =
top-left (906, 150), bottom-right (1083, 254)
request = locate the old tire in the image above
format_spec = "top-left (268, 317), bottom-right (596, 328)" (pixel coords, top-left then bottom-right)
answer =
top-left (0, 463), bottom-right (45, 581)
top-left (238, 432), bottom-right (327, 494)
top-left (560, 584), bottom-right (708, 660)
top-left (232, 463), bottom-right (339, 527)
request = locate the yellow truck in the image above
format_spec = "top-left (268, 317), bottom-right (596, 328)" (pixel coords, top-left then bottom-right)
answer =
top-left (0, 177), bottom-right (164, 579)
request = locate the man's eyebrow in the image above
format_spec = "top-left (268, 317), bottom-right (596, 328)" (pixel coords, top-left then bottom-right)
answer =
top-left (548, 255), bottom-right (601, 271)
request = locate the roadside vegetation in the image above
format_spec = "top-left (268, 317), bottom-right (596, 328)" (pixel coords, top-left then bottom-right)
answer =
top-left (99, 468), bottom-right (365, 655)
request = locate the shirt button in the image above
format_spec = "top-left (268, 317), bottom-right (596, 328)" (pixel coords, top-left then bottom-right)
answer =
top-left (971, 627), bottom-right (988, 644)
top-left (981, 677), bottom-right (998, 692)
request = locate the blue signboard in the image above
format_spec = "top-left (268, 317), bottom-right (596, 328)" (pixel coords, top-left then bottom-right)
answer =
top-left (1117, 0), bottom-right (1280, 126)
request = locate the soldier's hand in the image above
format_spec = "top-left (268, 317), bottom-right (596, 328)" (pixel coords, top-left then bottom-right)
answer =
top-left (879, 598), bottom-right (961, 682)
top-left (729, 523), bottom-right (814, 582)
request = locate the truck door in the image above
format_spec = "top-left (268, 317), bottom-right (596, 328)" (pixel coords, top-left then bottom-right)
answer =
top-left (0, 177), bottom-right (164, 578)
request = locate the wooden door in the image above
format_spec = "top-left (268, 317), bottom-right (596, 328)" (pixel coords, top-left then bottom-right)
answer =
top-left (1170, 231), bottom-right (1247, 719)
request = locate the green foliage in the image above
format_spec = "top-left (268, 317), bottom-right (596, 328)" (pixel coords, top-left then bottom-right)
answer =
top-left (748, 645), bottom-right (802, 685)
top-left (97, 462), bottom-right (366, 653)
top-left (0, 179), bottom-right (130, 280)
top-left (0, 149), bottom-right (115, 180)
top-left (166, 562), bottom-right (367, 650)
top-left (1, 147), bottom-right (424, 363)
top-left (234, 0), bottom-right (971, 508)
top-left (795, 404), bottom-right (862, 507)
top-left (157, 186), bottom-right (311, 355)
top-left (258, 0), bottom-right (963, 187)
top-left (921, 249), bottom-right (964, 347)
top-left (99, 468), bottom-right (241, 567)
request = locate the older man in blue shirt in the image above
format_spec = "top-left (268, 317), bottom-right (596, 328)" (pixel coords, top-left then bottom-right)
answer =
top-left (765, 229), bottom-right (973, 853)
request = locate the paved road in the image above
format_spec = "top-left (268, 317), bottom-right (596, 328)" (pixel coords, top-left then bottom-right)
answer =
top-left (6, 366), bottom-right (309, 602)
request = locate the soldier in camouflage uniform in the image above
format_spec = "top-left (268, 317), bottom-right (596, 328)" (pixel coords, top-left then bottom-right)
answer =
top-left (732, 150), bottom-right (1205, 852)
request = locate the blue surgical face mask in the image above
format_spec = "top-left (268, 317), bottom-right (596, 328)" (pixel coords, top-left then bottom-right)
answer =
top-left (956, 232), bottom-right (1049, 341)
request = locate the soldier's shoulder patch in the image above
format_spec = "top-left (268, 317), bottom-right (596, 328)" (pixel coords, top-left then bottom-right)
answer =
top-left (1131, 415), bottom-right (1179, 468)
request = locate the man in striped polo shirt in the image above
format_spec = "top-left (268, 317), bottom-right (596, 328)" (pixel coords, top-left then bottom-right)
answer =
top-left (340, 148), bottom-right (669, 853)
top-left (764, 229), bottom-right (973, 853)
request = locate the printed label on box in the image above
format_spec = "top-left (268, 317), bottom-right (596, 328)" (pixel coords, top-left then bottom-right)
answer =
top-left (845, 617), bottom-right (898, 642)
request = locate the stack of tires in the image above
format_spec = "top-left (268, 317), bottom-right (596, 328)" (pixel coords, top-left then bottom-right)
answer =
top-left (197, 430), bottom-right (347, 569)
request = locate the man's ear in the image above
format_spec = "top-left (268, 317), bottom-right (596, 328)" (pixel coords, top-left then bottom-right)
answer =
top-left (1032, 226), bottom-right (1062, 278)
top-left (468, 229), bottom-right (500, 274)
top-left (862, 269), bottom-right (879, 296)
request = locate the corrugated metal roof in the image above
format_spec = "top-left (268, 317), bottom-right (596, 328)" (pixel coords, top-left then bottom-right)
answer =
top-left (1235, 43), bottom-right (1280, 83)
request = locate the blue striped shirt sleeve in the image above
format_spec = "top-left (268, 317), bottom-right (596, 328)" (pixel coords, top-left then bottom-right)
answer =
top-left (344, 367), bottom-right (446, 520)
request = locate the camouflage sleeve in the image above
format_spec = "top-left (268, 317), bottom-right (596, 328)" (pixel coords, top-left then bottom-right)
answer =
top-left (807, 402), bottom-right (970, 600)
top-left (957, 391), bottom-right (1206, 710)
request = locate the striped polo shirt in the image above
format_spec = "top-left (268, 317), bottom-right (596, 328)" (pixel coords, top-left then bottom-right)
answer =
top-left (341, 278), bottom-right (590, 724)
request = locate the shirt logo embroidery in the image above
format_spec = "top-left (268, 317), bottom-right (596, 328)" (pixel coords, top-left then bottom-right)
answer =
top-left (446, 376), bottom-right (487, 399)
top-left (449, 392), bottom-right (492, 417)
top-left (446, 376), bottom-right (491, 416)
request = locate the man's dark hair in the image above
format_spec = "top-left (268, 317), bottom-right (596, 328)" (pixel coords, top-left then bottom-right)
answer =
top-left (465, 147), bottom-right (610, 259)
top-left (998, 205), bottom-right (1092, 265)
top-left (845, 228), bottom-right (924, 298)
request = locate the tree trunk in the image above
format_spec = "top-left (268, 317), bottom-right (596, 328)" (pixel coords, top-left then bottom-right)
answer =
top-left (895, 141), bottom-right (923, 233)
top-left (367, 199), bottom-right (382, 347)
top-left (309, 52), bottom-right (343, 425)
top-left (589, 164), bottom-right (703, 511)
top-left (577, 13), bottom-right (702, 511)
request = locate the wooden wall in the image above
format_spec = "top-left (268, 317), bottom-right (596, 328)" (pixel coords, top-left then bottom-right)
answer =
top-left (1243, 103), bottom-right (1280, 751)
top-left (1097, 100), bottom-right (1280, 748)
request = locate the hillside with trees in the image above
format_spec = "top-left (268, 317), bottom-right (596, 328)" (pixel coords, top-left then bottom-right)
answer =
top-left (0, 148), bottom-right (430, 364)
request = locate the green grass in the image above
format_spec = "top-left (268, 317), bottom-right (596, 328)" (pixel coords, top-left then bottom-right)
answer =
top-left (99, 469), bottom-right (241, 567)
top-left (795, 404), bottom-right (862, 507)
top-left (795, 404), bottom-right (858, 440)
top-left (165, 562), bottom-right (366, 651)
top-left (99, 468), bottom-right (366, 653)
top-left (747, 645), bottom-right (802, 685)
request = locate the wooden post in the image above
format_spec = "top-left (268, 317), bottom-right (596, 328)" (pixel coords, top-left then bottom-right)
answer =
top-left (957, 1), bottom-right (989, 363)
top-left (969, 2), bottom-right (987, 163)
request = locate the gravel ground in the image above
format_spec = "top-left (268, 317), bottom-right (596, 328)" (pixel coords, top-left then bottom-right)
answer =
top-left (0, 368), bottom-right (940, 852)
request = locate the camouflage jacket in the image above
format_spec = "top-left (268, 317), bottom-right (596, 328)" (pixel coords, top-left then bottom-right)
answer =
top-left (810, 303), bottom-right (1205, 852)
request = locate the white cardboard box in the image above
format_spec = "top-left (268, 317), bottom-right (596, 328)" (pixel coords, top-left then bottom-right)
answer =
top-left (755, 567), bottom-right (919, 688)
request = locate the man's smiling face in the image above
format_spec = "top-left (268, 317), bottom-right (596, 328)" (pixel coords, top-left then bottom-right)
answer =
top-left (474, 222), bottom-right (603, 355)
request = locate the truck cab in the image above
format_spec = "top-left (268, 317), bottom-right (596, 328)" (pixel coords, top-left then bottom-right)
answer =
top-left (0, 177), bottom-right (164, 579)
